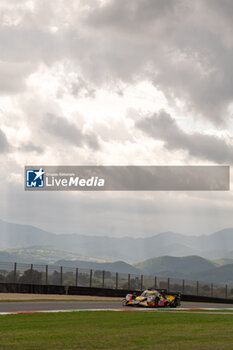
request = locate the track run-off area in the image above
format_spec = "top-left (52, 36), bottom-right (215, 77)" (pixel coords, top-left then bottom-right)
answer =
top-left (1, 301), bottom-right (233, 315)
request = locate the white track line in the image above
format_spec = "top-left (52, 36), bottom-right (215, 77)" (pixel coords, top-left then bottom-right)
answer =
top-left (1, 307), bottom-right (233, 316)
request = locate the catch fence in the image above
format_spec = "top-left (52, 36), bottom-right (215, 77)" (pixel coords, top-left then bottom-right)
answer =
top-left (0, 261), bottom-right (231, 299)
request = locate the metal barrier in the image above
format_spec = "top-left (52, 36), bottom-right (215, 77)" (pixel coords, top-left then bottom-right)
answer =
top-left (0, 261), bottom-right (232, 299)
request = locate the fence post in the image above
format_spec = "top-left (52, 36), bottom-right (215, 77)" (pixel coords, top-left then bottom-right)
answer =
top-left (140, 275), bottom-right (143, 291)
top-left (90, 269), bottom-right (92, 288)
top-left (211, 283), bottom-right (213, 297)
top-left (13, 262), bottom-right (17, 283)
top-left (155, 276), bottom-right (157, 289)
top-left (128, 274), bottom-right (130, 290)
top-left (60, 266), bottom-right (63, 286)
top-left (30, 264), bottom-right (33, 284)
top-left (167, 278), bottom-right (170, 292)
top-left (196, 281), bottom-right (199, 296)
top-left (45, 265), bottom-right (48, 285)
top-left (182, 280), bottom-right (185, 294)
top-left (102, 270), bottom-right (105, 288)
top-left (75, 268), bottom-right (79, 287)
top-left (225, 284), bottom-right (228, 299)
top-left (116, 272), bottom-right (118, 289)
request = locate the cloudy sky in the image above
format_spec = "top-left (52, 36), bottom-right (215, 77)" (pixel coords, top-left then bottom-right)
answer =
top-left (1, 0), bottom-right (233, 237)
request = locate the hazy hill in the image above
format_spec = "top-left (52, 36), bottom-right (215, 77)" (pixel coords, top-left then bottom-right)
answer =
top-left (135, 255), bottom-right (233, 283)
top-left (2, 219), bottom-right (233, 262)
top-left (135, 255), bottom-right (216, 277)
top-left (56, 259), bottom-right (140, 274)
top-left (192, 264), bottom-right (233, 284)
top-left (0, 246), bottom-right (93, 264)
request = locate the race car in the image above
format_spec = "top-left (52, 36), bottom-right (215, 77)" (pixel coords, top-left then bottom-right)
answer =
top-left (122, 289), bottom-right (181, 308)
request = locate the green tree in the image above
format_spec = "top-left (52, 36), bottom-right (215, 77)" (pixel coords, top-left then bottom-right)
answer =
top-left (63, 279), bottom-right (75, 286)
top-left (0, 274), bottom-right (5, 283)
top-left (5, 271), bottom-right (20, 283)
top-left (19, 269), bottom-right (42, 284)
top-left (50, 271), bottom-right (61, 285)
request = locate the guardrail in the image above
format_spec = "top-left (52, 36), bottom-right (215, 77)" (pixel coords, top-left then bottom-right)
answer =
top-left (0, 261), bottom-right (232, 300)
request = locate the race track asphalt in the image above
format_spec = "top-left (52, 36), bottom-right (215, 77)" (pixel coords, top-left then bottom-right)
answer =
top-left (1, 301), bottom-right (233, 313)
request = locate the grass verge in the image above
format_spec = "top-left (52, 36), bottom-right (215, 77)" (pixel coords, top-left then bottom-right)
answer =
top-left (1, 311), bottom-right (233, 349)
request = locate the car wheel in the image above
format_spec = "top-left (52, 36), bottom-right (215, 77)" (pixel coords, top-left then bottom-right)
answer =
top-left (122, 299), bottom-right (127, 306)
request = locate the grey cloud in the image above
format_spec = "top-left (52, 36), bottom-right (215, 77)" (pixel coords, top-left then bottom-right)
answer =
top-left (0, 129), bottom-right (10, 153)
top-left (137, 111), bottom-right (233, 164)
top-left (0, 133), bottom-right (43, 154)
top-left (1, 0), bottom-right (233, 123)
top-left (0, 27), bottom-right (63, 94)
top-left (83, 0), bottom-right (233, 124)
top-left (2, 0), bottom-right (233, 241)
top-left (85, 134), bottom-right (99, 150)
top-left (18, 142), bottom-right (44, 154)
top-left (86, 0), bottom-right (176, 29)
top-left (0, 27), bottom-right (62, 63)
top-left (0, 62), bottom-right (36, 94)
top-left (45, 113), bottom-right (100, 150)
top-left (71, 78), bottom-right (96, 98)
top-left (45, 113), bottom-right (83, 146)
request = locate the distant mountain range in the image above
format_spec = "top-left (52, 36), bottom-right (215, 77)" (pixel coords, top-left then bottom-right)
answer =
top-left (2, 219), bottom-right (233, 262)
top-left (0, 221), bottom-right (233, 284)
top-left (56, 256), bottom-right (233, 283)
top-left (191, 263), bottom-right (233, 284)
top-left (1, 249), bottom-right (232, 284)
top-left (3, 219), bottom-right (233, 283)
top-left (136, 255), bottom-right (233, 284)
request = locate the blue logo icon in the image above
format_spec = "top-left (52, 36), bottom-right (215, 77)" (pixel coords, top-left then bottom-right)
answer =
top-left (26, 168), bottom-right (45, 188)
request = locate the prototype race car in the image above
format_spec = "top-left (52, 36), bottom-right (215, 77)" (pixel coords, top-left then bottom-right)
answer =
top-left (122, 289), bottom-right (181, 308)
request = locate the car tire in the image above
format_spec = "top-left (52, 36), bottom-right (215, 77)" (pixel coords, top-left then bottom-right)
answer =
top-left (122, 299), bottom-right (127, 306)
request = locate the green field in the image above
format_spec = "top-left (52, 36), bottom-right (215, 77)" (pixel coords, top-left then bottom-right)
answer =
top-left (1, 311), bottom-right (233, 350)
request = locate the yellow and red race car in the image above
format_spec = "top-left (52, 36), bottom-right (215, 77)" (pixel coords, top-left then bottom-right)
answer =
top-left (122, 289), bottom-right (181, 308)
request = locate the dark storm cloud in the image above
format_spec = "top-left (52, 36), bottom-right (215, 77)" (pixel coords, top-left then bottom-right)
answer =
top-left (0, 129), bottom-right (10, 153)
top-left (137, 111), bottom-right (233, 164)
top-left (45, 113), bottom-right (99, 150)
